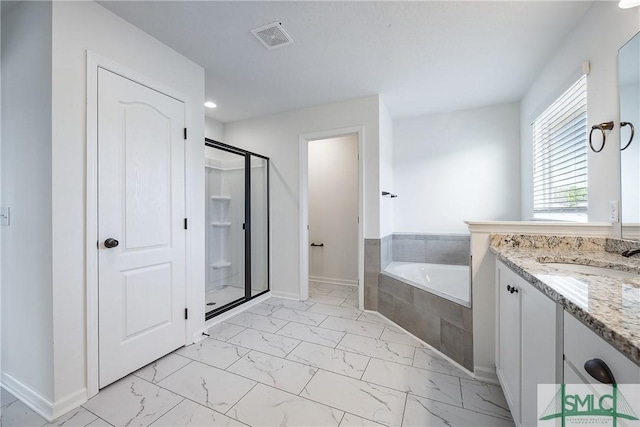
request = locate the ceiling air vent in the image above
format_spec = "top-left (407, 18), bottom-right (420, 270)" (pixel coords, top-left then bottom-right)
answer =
top-left (251, 22), bottom-right (294, 50)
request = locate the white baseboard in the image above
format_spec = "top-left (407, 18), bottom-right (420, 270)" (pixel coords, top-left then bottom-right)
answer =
top-left (1, 372), bottom-right (87, 422)
top-left (474, 365), bottom-right (499, 385)
top-left (51, 388), bottom-right (87, 421)
top-left (1, 372), bottom-right (55, 421)
top-left (309, 276), bottom-right (358, 287)
top-left (270, 291), bottom-right (300, 300)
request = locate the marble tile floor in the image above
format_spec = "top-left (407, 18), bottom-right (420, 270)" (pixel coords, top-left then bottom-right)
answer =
top-left (1, 282), bottom-right (513, 427)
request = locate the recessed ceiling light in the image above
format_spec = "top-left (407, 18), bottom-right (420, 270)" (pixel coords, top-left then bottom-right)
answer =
top-left (204, 101), bottom-right (217, 109)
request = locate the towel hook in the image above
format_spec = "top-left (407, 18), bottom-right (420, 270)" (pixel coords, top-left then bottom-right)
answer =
top-left (621, 122), bottom-right (635, 151)
top-left (589, 121), bottom-right (614, 153)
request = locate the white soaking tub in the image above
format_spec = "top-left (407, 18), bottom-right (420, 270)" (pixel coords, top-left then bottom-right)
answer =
top-left (383, 261), bottom-right (470, 307)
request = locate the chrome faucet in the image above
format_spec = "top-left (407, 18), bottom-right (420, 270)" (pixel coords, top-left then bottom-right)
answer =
top-left (621, 248), bottom-right (640, 257)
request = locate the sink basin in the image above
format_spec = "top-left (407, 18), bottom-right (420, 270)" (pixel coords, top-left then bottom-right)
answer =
top-left (542, 262), bottom-right (639, 279)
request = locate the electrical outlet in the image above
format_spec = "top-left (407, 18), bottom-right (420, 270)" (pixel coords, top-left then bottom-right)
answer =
top-left (0, 207), bottom-right (9, 226)
top-left (609, 201), bottom-right (619, 223)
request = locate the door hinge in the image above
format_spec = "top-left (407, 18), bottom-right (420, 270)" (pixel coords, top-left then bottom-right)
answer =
top-left (184, 128), bottom-right (188, 140)
top-left (184, 308), bottom-right (188, 320)
top-left (184, 218), bottom-right (188, 229)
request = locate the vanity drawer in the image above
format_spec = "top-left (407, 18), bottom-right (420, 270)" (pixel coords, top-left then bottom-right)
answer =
top-left (564, 312), bottom-right (640, 384)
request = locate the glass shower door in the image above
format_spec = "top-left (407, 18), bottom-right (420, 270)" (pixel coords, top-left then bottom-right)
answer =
top-left (205, 139), bottom-right (270, 319)
top-left (205, 145), bottom-right (246, 314)
top-left (250, 155), bottom-right (269, 297)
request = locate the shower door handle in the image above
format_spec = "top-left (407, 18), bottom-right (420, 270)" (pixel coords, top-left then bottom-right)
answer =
top-left (104, 238), bottom-right (119, 248)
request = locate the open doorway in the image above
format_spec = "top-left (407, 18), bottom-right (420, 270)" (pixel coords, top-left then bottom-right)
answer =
top-left (299, 127), bottom-right (364, 308)
top-left (307, 136), bottom-right (359, 304)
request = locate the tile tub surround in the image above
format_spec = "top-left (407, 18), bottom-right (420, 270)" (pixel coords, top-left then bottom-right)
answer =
top-left (2, 286), bottom-right (513, 427)
top-left (364, 237), bottom-right (383, 311)
top-left (364, 234), bottom-right (472, 369)
top-left (491, 233), bottom-right (640, 366)
top-left (381, 234), bottom-right (393, 269)
top-left (393, 233), bottom-right (470, 266)
top-left (377, 272), bottom-right (473, 370)
top-left (364, 234), bottom-right (395, 310)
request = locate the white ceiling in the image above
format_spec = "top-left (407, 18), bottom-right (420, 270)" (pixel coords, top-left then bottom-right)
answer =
top-left (99, 1), bottom-right (593, 123)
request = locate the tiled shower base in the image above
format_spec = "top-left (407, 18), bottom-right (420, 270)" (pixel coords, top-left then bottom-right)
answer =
top-left (205, 285), bottom-right (267, 313)
top-left (205, 285), bottom-right (244, 310)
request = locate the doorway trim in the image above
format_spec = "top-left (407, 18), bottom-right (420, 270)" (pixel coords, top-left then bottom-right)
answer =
top-left (85, 51), bottom-right (191, 398)
top-left (298, 126), bottom-right (365, 308)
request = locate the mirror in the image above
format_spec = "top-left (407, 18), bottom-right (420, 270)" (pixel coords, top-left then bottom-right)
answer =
top-left (620, 31), bottom-right (640, 240)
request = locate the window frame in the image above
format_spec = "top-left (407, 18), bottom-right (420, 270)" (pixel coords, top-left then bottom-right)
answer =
top-left (532, 74), bottom-right (588, 222)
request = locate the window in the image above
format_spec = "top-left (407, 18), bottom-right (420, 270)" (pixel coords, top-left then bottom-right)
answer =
top-left (533, 75), bottom-right (587, 221)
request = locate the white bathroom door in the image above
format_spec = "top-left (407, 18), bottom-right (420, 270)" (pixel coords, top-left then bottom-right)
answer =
top-left (97, 68), bottom-right (187, 388)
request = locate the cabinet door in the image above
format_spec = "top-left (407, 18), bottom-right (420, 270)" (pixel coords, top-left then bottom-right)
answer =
top-left (497, 261), bottom-right (522, 422)
top-left (521, 280), bottom-right (559, 427)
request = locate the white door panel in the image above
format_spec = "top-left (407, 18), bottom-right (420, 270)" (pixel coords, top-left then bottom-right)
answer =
top-left (121, 263), bottom-right (173, 339)
top-left (98, 68), bottom-right (186, 388)
top-left (123, 103), bottom-right (172, 250)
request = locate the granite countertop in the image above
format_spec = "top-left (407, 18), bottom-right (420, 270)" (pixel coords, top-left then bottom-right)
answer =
top-left (490, 234), bottom-right (640, 366)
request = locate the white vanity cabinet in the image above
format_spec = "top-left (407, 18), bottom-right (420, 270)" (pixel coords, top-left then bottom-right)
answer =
top-left (496, 260), bottom-right (561, 427)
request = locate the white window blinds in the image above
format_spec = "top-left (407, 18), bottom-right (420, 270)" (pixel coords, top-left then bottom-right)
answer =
top-left (533, 75), bottom-right (587, 219)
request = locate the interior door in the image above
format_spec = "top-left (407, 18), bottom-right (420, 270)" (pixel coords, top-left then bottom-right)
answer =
top-left (98, 68), bottom-right (186, 388)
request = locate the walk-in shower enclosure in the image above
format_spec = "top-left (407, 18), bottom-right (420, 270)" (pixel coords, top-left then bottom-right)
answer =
top-left (205, 139), bottom-right (270, 319)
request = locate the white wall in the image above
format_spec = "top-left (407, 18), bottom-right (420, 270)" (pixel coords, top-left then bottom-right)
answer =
top-left (51, 0), bottom-right (204, 411)
top-left (206, 117), bottom-right (224, 141)
top-left (205, 117), bottom-right (225, 162)
top-left (223, 95), bottom-right (381, 298)
top-left (0, 1), bottom-right (3, 403)
top-left (379, 100), bottom-right (394, 238)
top-left (393, 102), bottom-right (521, 234)
top-left (1, 0), bottom-right (54, 404)
top-left (520, 2), bottom-right (639, 231)
top-left (308, 136), bottom-right (358, 285)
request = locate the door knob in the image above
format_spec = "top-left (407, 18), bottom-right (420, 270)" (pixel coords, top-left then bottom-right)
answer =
top-left (104, 238), bottom-right (119, 248)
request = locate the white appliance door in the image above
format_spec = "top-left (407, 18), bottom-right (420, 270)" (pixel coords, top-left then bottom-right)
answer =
top-left (98, 68), bottom-right (186, 388)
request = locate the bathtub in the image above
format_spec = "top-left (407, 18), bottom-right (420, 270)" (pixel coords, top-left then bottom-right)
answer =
top-left (383, 261), bottom-right (470, 307)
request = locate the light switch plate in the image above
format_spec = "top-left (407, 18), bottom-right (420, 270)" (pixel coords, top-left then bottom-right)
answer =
top-left (609, 201), bottom-right (619, 223)
top-left (0, 207), bottom-right (9, 226)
